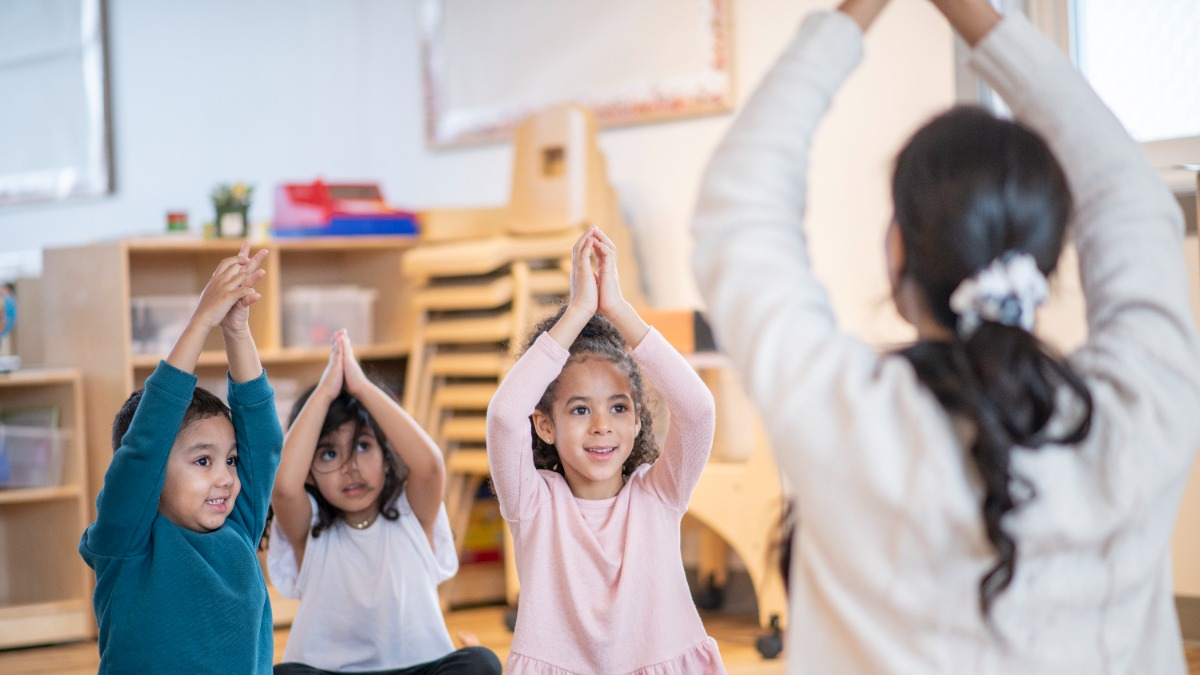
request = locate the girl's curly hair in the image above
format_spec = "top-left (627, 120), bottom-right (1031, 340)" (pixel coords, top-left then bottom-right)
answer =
top-left (522, 306), bottom-right (658, 478)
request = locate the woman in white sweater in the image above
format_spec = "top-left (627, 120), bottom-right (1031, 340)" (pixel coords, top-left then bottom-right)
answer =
top-left (691, 0), bottom-right (1200, 672)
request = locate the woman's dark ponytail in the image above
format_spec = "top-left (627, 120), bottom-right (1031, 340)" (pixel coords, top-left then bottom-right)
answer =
top-left (892, 106), bottom-right (1094, 618)
top-left (901, 325), bottom-right (1091, 616)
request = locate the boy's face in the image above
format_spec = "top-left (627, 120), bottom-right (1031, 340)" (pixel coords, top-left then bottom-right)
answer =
top-left (532, 357), bottom-right (640, 500)
top-left (159, 415), bottom-right (240, 532)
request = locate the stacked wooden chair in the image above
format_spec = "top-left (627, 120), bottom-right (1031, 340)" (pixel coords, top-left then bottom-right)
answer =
top-left (686, 363), bottom-right (789, 655)
top-left (402, 104), bottom-right (646, 608)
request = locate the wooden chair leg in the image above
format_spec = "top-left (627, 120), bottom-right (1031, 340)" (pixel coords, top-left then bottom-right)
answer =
top-left (503, 520), bottom-right (519, 606)
top-left (441, 472), bottom-right (485, 611)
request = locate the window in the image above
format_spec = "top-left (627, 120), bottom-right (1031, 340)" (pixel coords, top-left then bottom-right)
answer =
top-left (0, 0), bottom-right (112, 206)
top-left (1073, 0), bottom-right (1198, 144)
top-left (957, 0), bottom-right (1200, 194)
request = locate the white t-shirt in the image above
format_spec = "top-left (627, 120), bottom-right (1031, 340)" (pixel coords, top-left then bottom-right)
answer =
top-left (268, 490), bottom-right (459, 670)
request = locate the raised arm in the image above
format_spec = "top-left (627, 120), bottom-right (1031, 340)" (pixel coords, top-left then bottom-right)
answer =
top-left (587, 226), bottom-right (715, 505)
top-left (488, 230), bottom-right (606, 520)
top-left (270, 336), bottom-right (345, 568)
top-left (928, 0), bottom-right (1000, 46)
top-left (210, 242), bottom-right (277, 539)
top-left (86, 247), bottom-right (268, 556)
top-left (634, 333), bottom-right (716, 509)
top-left (167, 242), bottom-right (266, 377)
top-left (486, 334), bottom-right (565, 521)
top-left (547, 228), bottom-right (603, 349)
top-left (340, 331), bottom-right (446, 544)
top-left (690, 8), bottom-right (867, 437)
top-left (591, 227), bottom-right (649, 349)
top-left (837, 0), bottom-right (892, 32)
top-left (219, 242), bottom-right (269, 383)
top-left (84, 365), bottom-right (196, 557)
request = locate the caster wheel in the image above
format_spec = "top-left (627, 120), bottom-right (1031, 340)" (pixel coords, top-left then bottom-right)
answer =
top-left (755, 633), bottom-right (783, 659)
top-left (694, 573), bottom-right (725, 611)
top-left (755, 614), bottom-right (784, 660)
top-left (503, 605), bottom-right (518, 632)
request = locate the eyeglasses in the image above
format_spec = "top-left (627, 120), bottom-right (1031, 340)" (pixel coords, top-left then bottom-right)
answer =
top-left (310, 440), bottom-right (381, 474)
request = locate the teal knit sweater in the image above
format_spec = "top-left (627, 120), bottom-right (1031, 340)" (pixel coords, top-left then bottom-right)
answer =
top-left (80, 362), bottom-right (283, 674)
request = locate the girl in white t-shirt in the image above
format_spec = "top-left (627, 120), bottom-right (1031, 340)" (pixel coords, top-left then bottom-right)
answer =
top-left (268, 329), bottom-right (501, 675)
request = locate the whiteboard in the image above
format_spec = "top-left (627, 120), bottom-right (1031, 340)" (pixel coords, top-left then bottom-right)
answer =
top-left (0, 0), bottom-right (112, 206)
top-left (420, 0), bottom-right (735, 147)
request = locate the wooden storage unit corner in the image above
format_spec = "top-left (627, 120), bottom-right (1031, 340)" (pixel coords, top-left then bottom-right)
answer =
top-left (40, 237), bottom-right (418, 626)
top-left (0, 369), bottom-right (93, 648)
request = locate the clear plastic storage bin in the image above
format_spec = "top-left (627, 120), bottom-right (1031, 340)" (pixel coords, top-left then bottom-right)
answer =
top-left (131, 294), bottom-right (200, 356)
top-left (0, 425), bottom-right (69, 488)
top-left (283, 285), bottom-right (378, 348)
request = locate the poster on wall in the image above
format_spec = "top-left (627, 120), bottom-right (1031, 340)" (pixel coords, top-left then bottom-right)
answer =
top-left (0, 0), bottom-right (112, 207)
top-left (420, 0), bottom-right (734, 148)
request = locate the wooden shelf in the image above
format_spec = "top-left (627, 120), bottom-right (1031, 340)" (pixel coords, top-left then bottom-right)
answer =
top-left (41, 237), bottom-right (421, 630)
top-left (131, 342), bottom-right (412, 370)
top-left (121, 234), bottom-right (417, 252)
top-left (0, 599), bottom-right (94, 650)
top-left (0, 485), bottom-right (84, 505)
top-left (0, 369), bottom-right (81, 387)
top-left (0, 369), bottom-right (92, 647)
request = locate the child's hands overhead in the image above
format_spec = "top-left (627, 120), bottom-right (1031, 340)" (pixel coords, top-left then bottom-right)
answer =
top-left (567, 227), bottom-right (601, 317)
top-left (591, 226), bottom-right (651, 348)
top-left (216, 242), bottom-right (269, 337)
top-left (590, 227), bottom-right (627, 319)
top-left (168, 242), bottom-right (269, 375)
top-left (337, 331), bottom-right (372, 399)
top-left (547, 228), bottom-right (604, 348)
top-left (189, 242), bottom-right (267, 335)
top-left (313, 329), bottom-right (348, 405)
top-left (549, 226), bottom-right (650, 349)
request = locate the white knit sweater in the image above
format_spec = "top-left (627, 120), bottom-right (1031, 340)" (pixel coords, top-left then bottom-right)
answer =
top-left (691, 10), bottom-right (1200, 674)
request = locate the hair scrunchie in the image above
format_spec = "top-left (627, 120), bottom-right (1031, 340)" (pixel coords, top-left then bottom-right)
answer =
top-left (948, 251), bottom-right (1048, 338)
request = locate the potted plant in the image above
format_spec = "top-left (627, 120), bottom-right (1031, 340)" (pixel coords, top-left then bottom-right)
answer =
top-left (211, 182), bottom-right (254, 238)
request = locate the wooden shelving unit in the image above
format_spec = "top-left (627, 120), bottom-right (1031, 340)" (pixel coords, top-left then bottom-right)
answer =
top-left (0, 368), bottom-right (93, 648)
top-left (40, 236), bottom-right (419, 626)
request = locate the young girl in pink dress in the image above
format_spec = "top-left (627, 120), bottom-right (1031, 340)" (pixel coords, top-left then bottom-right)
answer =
top-left (486, 227), bottom-right (726, 674)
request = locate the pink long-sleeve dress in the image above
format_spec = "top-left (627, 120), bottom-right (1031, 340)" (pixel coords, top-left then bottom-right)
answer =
top-left (486, 328), bottom-right (726, 675)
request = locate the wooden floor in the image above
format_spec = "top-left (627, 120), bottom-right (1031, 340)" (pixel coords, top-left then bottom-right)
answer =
top-left (0, 606), bottom-right (784, 675)
top-left (0, 607), bottom-right (1196, 674)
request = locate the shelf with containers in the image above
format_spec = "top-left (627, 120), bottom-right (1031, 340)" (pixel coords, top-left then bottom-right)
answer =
top-left (41, 236), bottom-right (418, 625)
top-left (0, 368), bottom-right (93, 649)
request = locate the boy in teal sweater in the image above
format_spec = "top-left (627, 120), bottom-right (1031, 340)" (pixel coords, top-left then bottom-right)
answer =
top-left (80, 243), bottom-right (284, 673)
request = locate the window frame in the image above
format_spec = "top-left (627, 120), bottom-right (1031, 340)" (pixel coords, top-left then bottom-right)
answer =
top-left (955, 0), bottom-right (1199, 194)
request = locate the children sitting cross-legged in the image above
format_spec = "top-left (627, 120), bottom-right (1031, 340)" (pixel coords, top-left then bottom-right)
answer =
top-left (268, 329), bottom-right (502, 675)
top-left (80, 242), bottom-right (284, 673)
top-left (486, 226), bottom-right (727, 674)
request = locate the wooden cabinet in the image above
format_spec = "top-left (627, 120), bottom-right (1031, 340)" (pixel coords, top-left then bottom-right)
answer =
top-left (40, 236), bottom-right (418, 624)
top-left (0, 368), bottom-right (93, 648)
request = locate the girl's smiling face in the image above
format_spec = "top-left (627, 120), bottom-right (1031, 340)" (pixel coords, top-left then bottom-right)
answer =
top-left (533, 357), bottom-right (641, 500)
top-left (307, 421), bottom-right (387, 527)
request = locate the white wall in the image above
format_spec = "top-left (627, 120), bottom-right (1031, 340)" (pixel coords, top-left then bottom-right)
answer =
top-left (0, 0), bottom-right (952, 325)
top-left (0, 0), bottom-right (508, 269)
